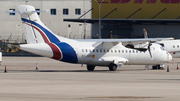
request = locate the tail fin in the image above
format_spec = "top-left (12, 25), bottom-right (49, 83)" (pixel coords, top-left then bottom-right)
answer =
top-left (19, 5), bottom-right (63, 44)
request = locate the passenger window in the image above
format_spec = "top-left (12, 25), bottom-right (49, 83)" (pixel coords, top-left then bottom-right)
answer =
top-left (100, 49), bottom-right (102, 52)
top-left (82, 49), bottom-right (84, 52)
top-left (122, 50), bottom-right (124, 53)
top-left (136, 50), bottom-right (138, 53)
top-left (93, 49), bottom-right (95, 52)
top-left (107, 49), bottom-right (109, 52)
top-left (104, 49), bottom-right (106, 52)
top-left (111, 50), bottom-right (113, 53)
top-left (129, 50), bottom-right (131, 53)
top-left (126, 50), bottom-right (128, 53)
top-left (173, 45), bottom-right (175, 48)
top-left (85, 49), bottom-right (88, 52)
top-left (118, 50), bottom-right (120, 53)
top-left (96, 49), bottom-right (98, 52)
top-left (133, 50), bottom-right (135, 53)
top-left (115, 50), bottom-right (117, 53)
top-left (89, 49), bottom-right (91, 52)
top-left (177, 45), bottom-right (179, 48)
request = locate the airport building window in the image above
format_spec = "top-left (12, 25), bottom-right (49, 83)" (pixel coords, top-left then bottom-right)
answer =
top-left (63, 9), bottom-right (69, 15)
top-left (35, 9), bottom-right (40, 15)
top-left (9, 9), bottom-right (15, 15)
top-left (75, 9), bottom-right (81, 15)
top-left (51, 9), bottom-right (56, 15)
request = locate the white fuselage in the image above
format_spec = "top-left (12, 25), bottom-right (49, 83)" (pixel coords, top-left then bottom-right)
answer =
top-left (20, 38), bottom-right (172, 66)
top-left (70, 41), bottom-right (171, 66)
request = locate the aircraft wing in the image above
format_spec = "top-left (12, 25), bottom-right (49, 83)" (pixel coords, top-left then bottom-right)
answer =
top-left (78, 37), bottom-right (174, 49)
top-left (76, 37), bottom-right (174, 42)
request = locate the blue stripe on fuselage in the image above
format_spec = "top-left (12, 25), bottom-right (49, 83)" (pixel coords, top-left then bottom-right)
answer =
top-left (21, 18), bottom-right (77, 63)
top-left (54, 42), bottom-right (78, 63)
top-left (21, 18), bottom-right (60, 43)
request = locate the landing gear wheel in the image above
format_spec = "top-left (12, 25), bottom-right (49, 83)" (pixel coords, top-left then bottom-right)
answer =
top-left (87, 65), bottom-right (95, 71)
top-left (108, 64), bottom-right (117, 71)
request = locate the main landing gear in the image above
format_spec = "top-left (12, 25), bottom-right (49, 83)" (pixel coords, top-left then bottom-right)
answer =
top-left (108, 63), bottom-right (117, 71)
top-left (86, 64), bottom-right (117, 71)
top-left (87, 65), bottom-right (95, 71)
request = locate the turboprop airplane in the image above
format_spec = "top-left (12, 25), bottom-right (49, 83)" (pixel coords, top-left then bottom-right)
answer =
top-left (6, 5), bottom-right (173, 71)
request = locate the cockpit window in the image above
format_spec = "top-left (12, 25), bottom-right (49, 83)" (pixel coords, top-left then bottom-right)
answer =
top-left (159, 43), bottom-right (164, 47)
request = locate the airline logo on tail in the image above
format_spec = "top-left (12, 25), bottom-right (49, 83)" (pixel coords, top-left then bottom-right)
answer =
top-left (17, 5), bottom-right (78, 63)
top-left (21, 18), bottom-right (60, 43)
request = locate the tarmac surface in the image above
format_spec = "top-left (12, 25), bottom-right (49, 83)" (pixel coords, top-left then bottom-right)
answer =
top-left (0, 57), bottom-right (180, 101)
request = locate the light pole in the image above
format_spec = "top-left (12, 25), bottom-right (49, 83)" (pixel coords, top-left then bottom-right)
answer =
top-left (94, 0), bottom-right (104, 39)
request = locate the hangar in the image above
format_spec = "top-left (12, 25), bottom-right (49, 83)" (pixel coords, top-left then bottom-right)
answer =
top-left (65, 0), bottom-right (180, 39)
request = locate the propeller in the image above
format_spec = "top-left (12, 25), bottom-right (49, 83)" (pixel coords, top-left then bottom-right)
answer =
top-left (143, 28), bottom-right (153, 60)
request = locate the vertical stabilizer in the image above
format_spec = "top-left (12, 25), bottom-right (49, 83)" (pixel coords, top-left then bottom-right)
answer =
top-left (19, 5), bottom-right (62, 44)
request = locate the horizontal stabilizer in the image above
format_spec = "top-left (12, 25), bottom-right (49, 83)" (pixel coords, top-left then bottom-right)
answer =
top-left (5, 10), bottom-right (20, 13)
top-left (5, 9), bottom-right (49, 14)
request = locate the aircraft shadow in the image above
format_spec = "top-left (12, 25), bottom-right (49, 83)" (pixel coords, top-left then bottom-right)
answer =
top-left (2, 69), bottom-right (147, 73)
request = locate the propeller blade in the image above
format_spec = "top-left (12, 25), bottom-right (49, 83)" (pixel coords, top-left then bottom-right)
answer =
top-left (148, 42), bottom-right (153, 60)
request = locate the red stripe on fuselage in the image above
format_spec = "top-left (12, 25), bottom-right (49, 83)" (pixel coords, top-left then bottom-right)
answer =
top-left (23, 22), bottom-right (62, 60)
top-left (47, 43), bottom-right (62, 60)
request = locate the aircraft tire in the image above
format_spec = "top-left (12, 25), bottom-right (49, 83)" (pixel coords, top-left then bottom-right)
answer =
top-left (109, 64), bottom-right (117, 71)
top-left (87, 65), bottom-right (95, 71)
